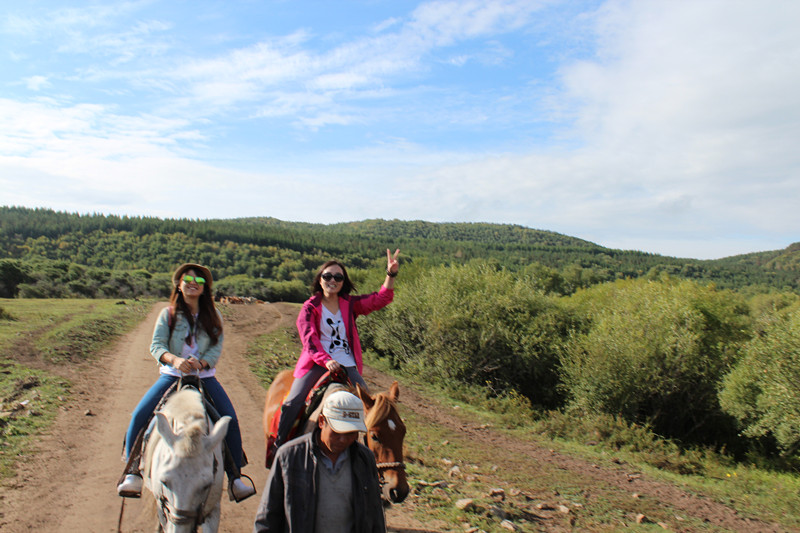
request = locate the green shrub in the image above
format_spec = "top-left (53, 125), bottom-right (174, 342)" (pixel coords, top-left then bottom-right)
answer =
top-left (363, 261), bottom-right (574, 408)
top-left (0, 306), bottom-right (15, 321)
top-left (0, 259), bottom-right (31, 297)
top-left (560, 277), bottom-right (751, 446)
top-left (719, 303), bottom-right (800, 458)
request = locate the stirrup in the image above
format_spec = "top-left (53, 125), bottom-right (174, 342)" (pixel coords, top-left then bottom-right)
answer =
top-left (228, 474), bottom-right (256, 503)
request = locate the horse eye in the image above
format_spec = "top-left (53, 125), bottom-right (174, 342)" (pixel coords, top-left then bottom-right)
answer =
top-left (370, 432), bottom-right (381, 443)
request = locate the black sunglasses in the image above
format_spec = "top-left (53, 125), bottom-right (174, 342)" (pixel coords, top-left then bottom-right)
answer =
top-left (321, 272), bottom-right (344, 282)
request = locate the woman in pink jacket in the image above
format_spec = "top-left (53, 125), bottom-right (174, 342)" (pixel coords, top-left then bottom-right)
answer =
top-left (274, 249), bottom-right (400, 449)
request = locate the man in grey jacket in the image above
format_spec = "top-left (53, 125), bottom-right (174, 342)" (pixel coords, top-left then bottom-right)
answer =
top-left (253, 390), bottom-right (387, 533)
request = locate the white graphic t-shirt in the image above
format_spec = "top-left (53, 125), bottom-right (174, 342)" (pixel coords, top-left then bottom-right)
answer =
top-left (320, 306), bottom-right (356, 367)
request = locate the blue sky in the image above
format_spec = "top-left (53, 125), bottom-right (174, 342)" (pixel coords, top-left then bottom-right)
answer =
top-left (2, 0), bottom-right (799, 259)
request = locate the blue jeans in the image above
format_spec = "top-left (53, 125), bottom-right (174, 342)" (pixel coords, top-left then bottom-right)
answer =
top-left (124, 374), bottom-right (244, 469)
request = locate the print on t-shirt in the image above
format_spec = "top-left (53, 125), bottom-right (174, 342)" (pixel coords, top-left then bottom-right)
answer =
top-left (326, 317), bottom-right (350, 355)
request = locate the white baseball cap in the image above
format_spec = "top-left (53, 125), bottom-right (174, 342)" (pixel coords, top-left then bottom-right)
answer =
top-left (322, 391), bottom-right (367, 433)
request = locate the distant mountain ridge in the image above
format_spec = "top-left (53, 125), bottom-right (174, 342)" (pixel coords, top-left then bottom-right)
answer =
top-left (234, 216), bottom-right (601, 248)
top-left (1, 206), bottom-right (797, 292)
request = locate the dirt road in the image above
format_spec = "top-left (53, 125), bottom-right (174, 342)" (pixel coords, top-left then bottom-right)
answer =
top-left (0, 302), bottom-right (440, 533)
top-left (0, 302), bottom-right (789, 532)
top-left (0, 303), bottom-right (270, 531)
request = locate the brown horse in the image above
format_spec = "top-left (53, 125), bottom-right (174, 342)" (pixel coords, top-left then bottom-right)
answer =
top-left (263, 369), bottom-right (409, 503)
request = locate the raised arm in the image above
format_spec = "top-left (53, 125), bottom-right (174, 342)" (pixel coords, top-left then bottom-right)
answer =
top-left (383, 248), bottom-right (400, 290)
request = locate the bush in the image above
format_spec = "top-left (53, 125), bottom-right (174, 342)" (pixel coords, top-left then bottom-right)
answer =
top-left (0, 306), bottom-right (15, 321)
top-left (0, 259), bottom-right (31, 297)
top-left (560, 277), bottom-right (751, 446)
top-left (363, 262), bottom-right (574, 408)
top-left (719, 303), bottom-right (800, 458)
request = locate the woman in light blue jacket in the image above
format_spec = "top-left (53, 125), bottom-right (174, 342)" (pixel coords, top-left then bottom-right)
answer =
top-left (117, 263), bottom-right (255, 502)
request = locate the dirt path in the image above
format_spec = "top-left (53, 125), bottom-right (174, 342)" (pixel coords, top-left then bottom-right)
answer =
top-left (0, 303), bottom-right (790, 532)
top-left (0, 302), bottom-right (280, 532)
top-left (0, 302), bottom-right (438, 533)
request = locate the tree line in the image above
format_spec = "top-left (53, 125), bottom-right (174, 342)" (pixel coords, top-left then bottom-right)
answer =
top-left (2, 206), bottom-right (798, 296)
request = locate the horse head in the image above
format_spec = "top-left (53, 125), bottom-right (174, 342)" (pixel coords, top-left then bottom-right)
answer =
top-left (144, 388), bottom-right (231, 533)
top-left (357, 381), bottom-right (409, 504)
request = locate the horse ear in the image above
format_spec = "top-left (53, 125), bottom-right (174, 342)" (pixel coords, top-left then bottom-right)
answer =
top-left (205, 415), bottom-right (231, 452)
top-left (389, 381), bottom-right (400, 402)
top-left (356, 383), bottom-right (374, 409)
top-left (155, 412), bottom-right (178, 449)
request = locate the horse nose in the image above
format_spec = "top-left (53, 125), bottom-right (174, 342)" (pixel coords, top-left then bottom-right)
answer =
top-left (389, 486), bottom-right (409, 503)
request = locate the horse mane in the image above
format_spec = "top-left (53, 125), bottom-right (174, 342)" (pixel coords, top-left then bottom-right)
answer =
top-left (159, 388), bottom-right (208, 457)
top-left (364, 392), bottom-right (395, 429)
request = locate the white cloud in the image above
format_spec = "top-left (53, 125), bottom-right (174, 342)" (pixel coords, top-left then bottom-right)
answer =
top-left (24, 75), bottom-right (50, 91)
top-left (2, 0), bottom-right (798, 259)
top-left (146, 0), bottom-right (547, 123)
top-left (530, 0), bottom-right (800, 254)
top-left (372, 17), bottom-right (402, 34)
top-left (408, 0), bottom-right (543, 45)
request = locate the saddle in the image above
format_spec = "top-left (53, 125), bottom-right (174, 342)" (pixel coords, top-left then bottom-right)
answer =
top-left (120, 375), bottom-right (247, 485)
top-left (265, 369), bottom-right (351, 468)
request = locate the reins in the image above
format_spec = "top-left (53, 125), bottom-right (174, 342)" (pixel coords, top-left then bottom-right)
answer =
top-left (116, 497), bottom-right (125, 533)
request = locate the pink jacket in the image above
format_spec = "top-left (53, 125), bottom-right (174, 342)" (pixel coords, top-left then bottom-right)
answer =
top-left (294, 286), bottom-right (394, 378)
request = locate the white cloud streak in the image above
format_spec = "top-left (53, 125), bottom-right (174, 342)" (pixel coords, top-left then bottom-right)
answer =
top-left (1, 0), bottom-right (798, 259)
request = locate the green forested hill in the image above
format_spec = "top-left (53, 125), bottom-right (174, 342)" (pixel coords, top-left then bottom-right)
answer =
top-left (0, 206), bottom-right (797, 297)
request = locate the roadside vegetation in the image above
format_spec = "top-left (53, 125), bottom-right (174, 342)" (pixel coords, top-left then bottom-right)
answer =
top-left (246, 307), bottom-right (800, 532)
top-left (0, 299), bottom-right (150, 477)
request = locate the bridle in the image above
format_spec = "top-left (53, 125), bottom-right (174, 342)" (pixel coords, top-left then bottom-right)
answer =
top-left (156, 455), bottom-right (216, 532)
top-left (362, 396), bottom-right (407, 485)
top-left (362, 429), bottom-right (405, 474)
top-left (366, 430), bottom-right (406, 483)
top-left (374, 459), bottom-right (406, 493)
top-left (158, 496), bottom-right (206, 531)
top-left (375, 461), bottom-right (405, 471)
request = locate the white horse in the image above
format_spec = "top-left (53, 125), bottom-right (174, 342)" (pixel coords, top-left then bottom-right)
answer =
top-left (142, 387), bottom-right (231, 533)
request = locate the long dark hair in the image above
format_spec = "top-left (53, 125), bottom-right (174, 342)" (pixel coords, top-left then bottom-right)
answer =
top-left (168, 264), bottom-right (222, 345)
top-left (311, 260), bottom-right (356, 296)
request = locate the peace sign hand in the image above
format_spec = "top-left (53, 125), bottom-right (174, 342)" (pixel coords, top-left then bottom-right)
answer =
top-left (386, 248), bottom-right (400, 275)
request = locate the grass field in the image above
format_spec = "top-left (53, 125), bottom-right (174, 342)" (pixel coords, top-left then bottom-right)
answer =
top-left (0, 298), bottom-right (151, 477)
